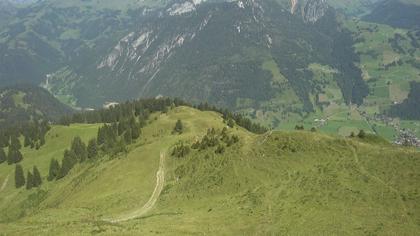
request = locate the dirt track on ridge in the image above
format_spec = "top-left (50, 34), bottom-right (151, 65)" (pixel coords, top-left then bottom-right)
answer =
top-left (105, 151), bottom-right (166, 223)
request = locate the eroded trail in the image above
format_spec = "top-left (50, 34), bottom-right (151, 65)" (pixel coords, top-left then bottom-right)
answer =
top-left (105, 152), bottom-right (166, 223)
top-left (0, 174), bottom-right (10, 193)
top-left (348, 144), bottom-right (414, 227)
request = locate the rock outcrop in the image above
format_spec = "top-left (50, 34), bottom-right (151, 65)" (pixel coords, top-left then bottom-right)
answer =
top-left (290, 0), bottom-right (328, 23)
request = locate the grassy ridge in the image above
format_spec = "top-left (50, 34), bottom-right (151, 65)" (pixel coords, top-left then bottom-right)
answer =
top-left (137, 130), bottom-right (419, 235)
top-left (0, 107), bottom-right (419, 235)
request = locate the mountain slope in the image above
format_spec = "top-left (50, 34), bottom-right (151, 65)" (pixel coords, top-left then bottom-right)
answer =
top-left (41, 0), bottom-right (367, 112)
top-left (0, 0), bottom-right (368, 112)
top-left (0, 0), bottom-right (418, 141)
top-left (0, 84), bottom-right (73, 125)
top-left (0, 106), bottom-right (419, 235)
top-left (363, 0), bottom-right (420, 29)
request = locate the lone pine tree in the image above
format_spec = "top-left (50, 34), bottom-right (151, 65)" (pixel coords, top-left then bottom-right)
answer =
top-left (24, 135), bottom-right (31, 148)
top-left (10, 136), bottom-right (21, 150)
top-left (58, 150), bottom-right (77, 179)
top-left (33, 166), bottom-right (42, 187)
top-left (130, 117), bottom-right (141, 139)
top-left (71, 137), bottom-right (87, 162)
top-left (15, 164), bottom-right (25, 188)
top-left (47, 158), bottom-right (60, 181)
top-left (131, 123), bottom-right (141, 140)
top-left (7, 147), bottom-right (23, 165)
top-left (26, 171), bottom-right (34, 190)
top-left (174, 120), bottom-right (184, 134)
top-left (87, 139), bottom-right (98, 159)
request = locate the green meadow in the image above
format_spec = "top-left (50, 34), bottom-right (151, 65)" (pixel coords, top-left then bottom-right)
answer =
top-left (1, 107), bottom-right (419, 235)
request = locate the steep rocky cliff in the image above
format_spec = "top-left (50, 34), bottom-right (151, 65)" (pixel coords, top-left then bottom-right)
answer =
top-left (290, 0), bottom-right (328, 23)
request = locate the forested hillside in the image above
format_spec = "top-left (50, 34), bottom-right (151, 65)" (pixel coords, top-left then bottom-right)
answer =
top-left (0, 84), bottom-right (73, 125)
top-left (0, 0), bottom-right (367, 113)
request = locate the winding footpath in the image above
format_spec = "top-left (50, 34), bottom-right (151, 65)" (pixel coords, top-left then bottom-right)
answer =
top-left (0, 174), bottom-right (10, 193)
top-left (105, 151), bottom-right (166, 223)
top-left (258, 130), bottom-right (273, 145)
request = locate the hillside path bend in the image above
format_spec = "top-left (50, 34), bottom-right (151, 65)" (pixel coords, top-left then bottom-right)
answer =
top-left (105, 151), bottom-right (166, 223)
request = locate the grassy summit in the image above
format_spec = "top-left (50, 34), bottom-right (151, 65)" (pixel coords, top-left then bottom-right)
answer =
top-left (0, 106), bottom-right (419, 235)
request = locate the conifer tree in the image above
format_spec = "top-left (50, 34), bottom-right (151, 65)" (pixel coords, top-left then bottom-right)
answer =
top-left (15, 149), bottom-right (23, 164)
top-left (48, 158), bottom-right (60, 181)
top-left (71, 137), bottom-right (87, 162)
top-left (0, 148), bottom-right (6, 164)
top-left (174, 120), bottom-right (184, 134)
top-left (129, 117), bottom-right (141, 139)
top-left (132, 125), bottom-right (141, 140)
top-left (33, 166), bottom-right (42, 187)
top-left (26, 171), bottom-right (34, 190)
top-left (97, 126), bottom-right (106, 145)
top-left (358, 130), bottom-right (366, 139)
top-left (24, 135), bottom-right (31, 148)
top-left (58, 150), bottom-right (77, 179)
top-left (7, 147), bottom-right (23, 165)
top-left (10, 136), bottom-right (21, 150)
top-left (87, 139), bottom-right (98, 159)
top-left (15, 164), bottom-right (25, 188)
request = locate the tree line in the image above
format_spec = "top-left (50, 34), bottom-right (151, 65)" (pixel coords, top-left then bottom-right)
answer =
top-left (48, 115), bottom-right (143, 181)
top-left (0, 120), bottom-right (50, 166)
top-left (14, 164), bottom-right (42, 190)
top-left (13, 106), bottom-right (145, 188)
top-left (194, 102), bottom-right (267, 134)
top-left (59, 98), bottom-right (185, 125)
top-left (58, 98), bottom-right (267, 135)
top-left (0, 120), bottom-right (50, 149)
